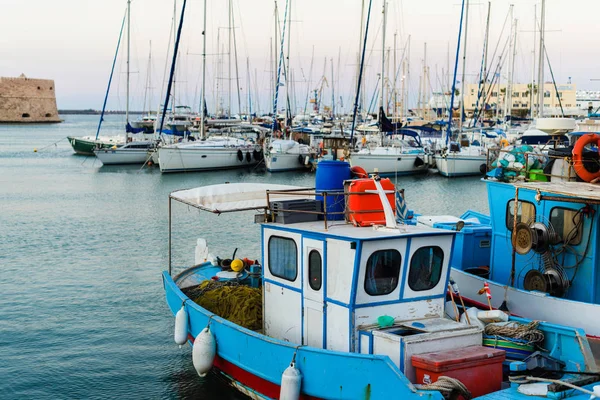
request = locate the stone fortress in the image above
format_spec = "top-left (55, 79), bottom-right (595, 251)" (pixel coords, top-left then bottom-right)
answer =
top-left (0, 74), bottom-right (61, 123)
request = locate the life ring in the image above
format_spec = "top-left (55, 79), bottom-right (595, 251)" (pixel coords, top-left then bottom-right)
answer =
top-left (572, 133), bottom-right (600, 182)
top-left (237, 149), bottom-right (243, 162)
top-left (350, 165), bottom-right (369, 179)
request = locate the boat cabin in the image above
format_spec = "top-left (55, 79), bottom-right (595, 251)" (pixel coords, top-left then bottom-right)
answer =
top-left (260, 216), bottom-right (481, 381)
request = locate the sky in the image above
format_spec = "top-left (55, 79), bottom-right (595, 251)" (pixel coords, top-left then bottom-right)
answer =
top-left (2, 0), bottom-right (599, 113)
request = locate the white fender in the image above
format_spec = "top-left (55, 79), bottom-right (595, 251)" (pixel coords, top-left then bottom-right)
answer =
top-left (174, 306), bottom-right (189, 345)
top-left (279, 361), bottom-right (302, 400)
top-left (192, 327), bottom-right (216, 377)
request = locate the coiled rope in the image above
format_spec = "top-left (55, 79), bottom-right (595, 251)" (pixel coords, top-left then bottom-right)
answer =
top-left (484, 321), bottom-right (545, 346)
top-left (415, 376), bottom-right (472, 399)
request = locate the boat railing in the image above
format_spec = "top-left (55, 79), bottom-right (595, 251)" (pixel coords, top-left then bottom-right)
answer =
top-left (264, 187), bottom-right (397, 230)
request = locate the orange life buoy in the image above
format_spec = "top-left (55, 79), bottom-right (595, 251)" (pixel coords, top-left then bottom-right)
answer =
top-left (350, 165), bottom-right (369, 179)
top-left (572, 133), bottom-right (600, 182)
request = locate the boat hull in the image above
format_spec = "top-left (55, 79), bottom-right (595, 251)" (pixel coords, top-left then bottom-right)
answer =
top-left (265, 152), bottom-right (309, 172)
top-left (67, 136), bottom-right (120, 156)
top-left (162, 270), bottom-right (434, 400)
top-left (434, 154), bottom-right (486, 177)
top-left (349, 153), bottom-right (427, 175)
top-left (158, 147), bottom-right (258, 173)
top-left (94, 148), bottom-right (151, 165)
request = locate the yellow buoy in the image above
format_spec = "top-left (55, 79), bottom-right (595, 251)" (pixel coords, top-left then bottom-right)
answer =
top-left (230, 259), bottom-right (245, 272)
top-left (33, 148), bottom-right (38, 152)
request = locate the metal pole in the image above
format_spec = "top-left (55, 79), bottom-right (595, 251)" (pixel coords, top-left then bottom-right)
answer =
top-left (459, 0), bottom-right (469, 131)
top-left (168, 197), bottom-right (172, 275)
top-left (537, 0), bottom-right (545, 118)
top-left (126, 0), bottom-right (131, 132)
top-left (200, 0), bottom-right (207, 138)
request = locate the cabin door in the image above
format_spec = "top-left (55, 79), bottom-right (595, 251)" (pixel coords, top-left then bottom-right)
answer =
top-left (303, 238), bottom-right (324, 348)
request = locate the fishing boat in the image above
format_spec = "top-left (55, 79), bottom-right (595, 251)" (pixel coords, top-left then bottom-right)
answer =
top-left (163, 161), bottom-right (599, 399)
top-left (419, 133), bottom-right (600, 353)
top-left (93, 139), bottom-right (156, 165)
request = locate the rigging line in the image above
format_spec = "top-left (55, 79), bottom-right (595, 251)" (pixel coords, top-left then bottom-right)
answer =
top-left (350, 0), bottom-right (374, 143)
top-left (446, 0), bottom-right (466, 145)
top-left (471, 3), bottom-right (492, 128)
top-left (271, 0), bottom-right (290, 132)
top-left (96, 8), bottom-right (127, 140)
top-left (542, 41), bottom-right (564, 117)
top-left (231, 0), bottom-right (242, 116)
top-left (158, 0), bottom-right (188, 137)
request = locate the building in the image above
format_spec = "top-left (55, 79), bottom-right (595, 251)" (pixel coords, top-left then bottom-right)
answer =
top-left (575, 91), bottom-right (600, 115)
top-left (0, 74), bottom-right (61, 123)
top-left (460, 82), bottom-right (578, 118)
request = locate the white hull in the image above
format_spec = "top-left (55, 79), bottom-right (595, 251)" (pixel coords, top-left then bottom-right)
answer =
top-left (265, 152), bottom-right (308, 172)
top-left (158, 147), bottom-right (258, 173)
top-left (452, 268), bottom-right (600, 338)
top-left (94, 148), bottom-right (151, 165)
top-left (434, 154), bottom-right (486, 177)
top-left (350, 152), bottom-right (426, 175)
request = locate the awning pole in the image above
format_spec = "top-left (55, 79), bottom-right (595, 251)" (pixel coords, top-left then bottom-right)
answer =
top-left (509, 187), bottom-right (519, 287)
top-left (168, 196), bottom-right (172, 276)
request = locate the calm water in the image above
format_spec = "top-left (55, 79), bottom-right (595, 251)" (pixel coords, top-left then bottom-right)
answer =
top-left (0, 115), bottom-right (488, 399)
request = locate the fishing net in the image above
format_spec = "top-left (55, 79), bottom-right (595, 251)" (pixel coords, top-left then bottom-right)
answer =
top-left (191, 280), bottom-right (263, 331)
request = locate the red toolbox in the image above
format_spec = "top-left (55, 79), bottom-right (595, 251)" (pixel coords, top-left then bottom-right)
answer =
top-left (411, 345), bottom-right (505, 398)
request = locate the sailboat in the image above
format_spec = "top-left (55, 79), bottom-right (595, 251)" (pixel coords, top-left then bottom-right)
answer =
top-left (68, 0), bottom-right (139, 156)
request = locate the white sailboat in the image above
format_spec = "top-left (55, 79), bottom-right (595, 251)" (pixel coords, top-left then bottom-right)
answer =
top-left (157, 137), bottom-right (259, 173)
top-left (94, 140), bottom-right (156, 165)
top-left (264, 139), bottom-right (310, 172)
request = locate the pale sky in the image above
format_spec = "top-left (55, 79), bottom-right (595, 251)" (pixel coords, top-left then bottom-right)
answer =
top-left (1, 0), bottom-right (598, 113)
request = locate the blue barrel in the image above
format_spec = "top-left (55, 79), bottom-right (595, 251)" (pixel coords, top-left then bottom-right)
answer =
top-left (315, 161), bottom-right (351, 220)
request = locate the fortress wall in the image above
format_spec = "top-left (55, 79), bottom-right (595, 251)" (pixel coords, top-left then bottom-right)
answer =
top-left (0, 76), bottom-right (61, 123)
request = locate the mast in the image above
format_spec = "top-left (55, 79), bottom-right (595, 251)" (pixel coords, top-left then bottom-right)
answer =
top-left (530, 5), bottom-right (536, 118)
top-left (423, 42), bottom-right (427, 120)
top-left (286, 0), bottom-right (292, 122)
top-left (379, 1), bottom-right (387, 115)
top-left (459, 0), bottom-right (469, 131)
top-left (481, 1), bottom-right (491, 124)
top-left (200, 0), bottom-right (207, 138)
top-left (393, 31), bottom-right (397, 119)
top-left (228, 0), bottom-right (232, 118)
top-left (356, 0), bottom-right (366, 115)
top-left (537, 0), bottom-right (545, 118)
top-left (406, 35), bottom-right (410, 118)
top-left (126, 0), bottom-right (131, 131)
top-left (171, 0), bottom-right (177, 119)
top-left (232, 1), bottom-right (242, 117)
top-left (247, 57), bottom-right (251, 120)
top-left (446, 0), bottom-right (467, 144)
top-left (331, 58), bottom-right (335, 118)
top-left (504, 5), bottom-right (514, 125)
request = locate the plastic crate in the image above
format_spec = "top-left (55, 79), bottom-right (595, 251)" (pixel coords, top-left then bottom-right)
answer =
top-left (269, 199), bottom-right (322, 224)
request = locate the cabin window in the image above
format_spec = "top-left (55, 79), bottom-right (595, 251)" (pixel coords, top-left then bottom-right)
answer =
top-left (268, 236), bottom-right (298, 281)
top-left (408, 246), bottom-right (444, 291)
top-left (550, 207), bottom-right (583, 245)
top-left (506, 200), bottom-right (536, 230)
top-left (364, 249), bottom-right (402, 296)
top-left (308, 250), bottom-right (322, 291)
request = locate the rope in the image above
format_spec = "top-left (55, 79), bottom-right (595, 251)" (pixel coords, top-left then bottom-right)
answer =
top-left (415, 376), bottom-right (472, 400)
top-left (484, 321), bottom-right (545, 346)
top-left (508, 376), bottom-right (594, 395)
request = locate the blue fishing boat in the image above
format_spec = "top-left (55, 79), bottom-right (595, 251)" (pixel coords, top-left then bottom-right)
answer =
top-left (419, 133), bottom-right (600, 354)
top-left (162, 161), bottom-right (600, 399)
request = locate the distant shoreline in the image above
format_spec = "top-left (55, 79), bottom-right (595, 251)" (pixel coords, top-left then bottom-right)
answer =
top-left (58, 109), bottom-right (146, 115)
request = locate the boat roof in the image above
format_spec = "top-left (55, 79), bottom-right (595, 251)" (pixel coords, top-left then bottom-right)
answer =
top-left (264, 220), bottom-right (454, 241)
top-left (170, 183), bottom-right (313, 213)
top-left (514, 181), bottom-right (600, 201)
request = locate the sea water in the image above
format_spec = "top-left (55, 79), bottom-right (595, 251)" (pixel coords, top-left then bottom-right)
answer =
top-left (0, 115), bottom-right (487, 399)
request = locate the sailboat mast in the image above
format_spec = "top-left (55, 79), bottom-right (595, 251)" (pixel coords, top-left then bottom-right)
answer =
top-left (423, 42), bottom-right (427, 120)
top-left (331, 58), bottom-right (335, 118)
top-left (504, 5), bottom-right (514, 124)
top-left (200, 0), bottom-right (207, 138)
top-left (247, 57), bottom-right (251, 119)
top-left (126, 0), bottom-right (131, 134)
top-left (459, 0), bottom-right (469, 131)
top-left (393, 31), bottom-right (397, 119)
top-left (228, 0), bottom-right (232, 118)
top-left (148, 41), bottom-right (152, 115)
top-left (380, 1), bottom-right (386, 114)
top-left (537, 0), bottom-right (545, 118)
top-left (530, 4), bottom-right (536, 118)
